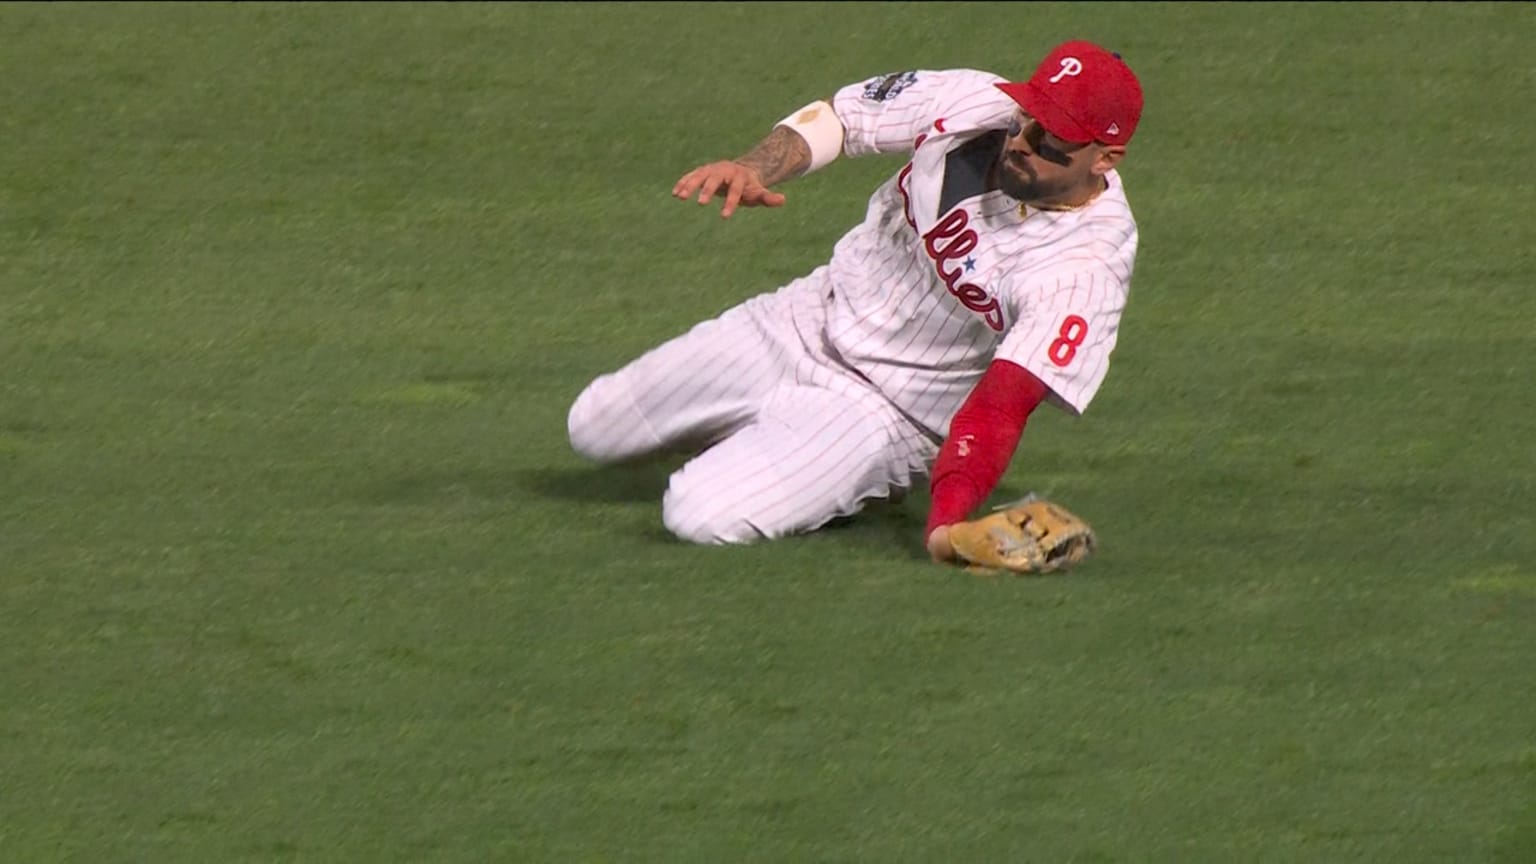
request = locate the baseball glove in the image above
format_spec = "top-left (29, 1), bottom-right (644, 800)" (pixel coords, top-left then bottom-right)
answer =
top-left (946, 495), bottom-right (1097, 575)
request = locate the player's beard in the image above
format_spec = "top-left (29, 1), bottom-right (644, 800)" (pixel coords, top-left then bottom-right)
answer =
top-left (996, 151), bottom-right (1073, 205)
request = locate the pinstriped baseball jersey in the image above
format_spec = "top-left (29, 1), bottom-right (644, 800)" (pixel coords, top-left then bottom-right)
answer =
top-left (814, 68), bottom-right (1139, 437)
top-left (567, 66), bottom-right (1141, 544)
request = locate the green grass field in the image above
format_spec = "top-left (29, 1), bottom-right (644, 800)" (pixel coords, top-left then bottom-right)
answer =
top-left (3, 2), bottom-right (1534, 861)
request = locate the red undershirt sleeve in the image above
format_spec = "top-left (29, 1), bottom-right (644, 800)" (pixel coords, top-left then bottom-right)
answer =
top-left (924, 359), bottom-right (1049, 540)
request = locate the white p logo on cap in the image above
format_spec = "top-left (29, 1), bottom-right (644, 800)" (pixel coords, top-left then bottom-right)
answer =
top-left (1049, 57), bottom-right (1083, 84)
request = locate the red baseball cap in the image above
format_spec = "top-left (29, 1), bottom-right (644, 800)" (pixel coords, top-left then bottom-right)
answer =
top-left (995, 40), bottom-right (1143, 146)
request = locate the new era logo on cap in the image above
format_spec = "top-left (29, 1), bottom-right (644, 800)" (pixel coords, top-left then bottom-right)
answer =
top-left (995, 40), bottom-right (1144, 146)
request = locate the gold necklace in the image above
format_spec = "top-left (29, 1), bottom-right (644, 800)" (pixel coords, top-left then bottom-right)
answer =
top-left (1019, 178), bottom-right (1106, 216)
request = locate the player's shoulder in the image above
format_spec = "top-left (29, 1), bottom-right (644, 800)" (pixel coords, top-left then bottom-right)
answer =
top-left (1083, 172), bottom-right (1138, 232)
top-left (924, 68), bottom-right (1012, 101)
top-left (851, 68), bottom-right (1009, 103)
top-left (920, 69), bottom-right (1019, 131)
top-left (934, 68), bottom-right (1010, 86)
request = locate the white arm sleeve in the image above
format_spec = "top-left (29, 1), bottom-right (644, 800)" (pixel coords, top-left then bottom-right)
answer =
top-left (774, 100), bottom-right (845, 173)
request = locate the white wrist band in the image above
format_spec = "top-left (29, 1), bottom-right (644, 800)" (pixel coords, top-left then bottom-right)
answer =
top-left (774, 100), bottom-right (845, 174)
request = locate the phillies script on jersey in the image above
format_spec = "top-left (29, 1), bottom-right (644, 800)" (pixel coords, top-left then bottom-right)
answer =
top-left (810, 68), bottom-right (1139, 436)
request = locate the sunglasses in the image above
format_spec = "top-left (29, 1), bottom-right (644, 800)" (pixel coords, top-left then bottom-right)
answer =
top-left (1007, 112), bottom-right (1094, 167)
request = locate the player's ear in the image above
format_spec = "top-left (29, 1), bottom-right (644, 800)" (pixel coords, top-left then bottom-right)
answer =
top-left (1091, 145), bottom-right (1125, 176)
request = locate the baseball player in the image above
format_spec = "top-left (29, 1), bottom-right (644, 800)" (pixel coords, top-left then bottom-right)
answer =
top-left (567, 40), bottom-right (1144, 564)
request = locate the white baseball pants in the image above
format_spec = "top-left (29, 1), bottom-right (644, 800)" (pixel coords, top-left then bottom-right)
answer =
top-left (567, 270), bottom-right (936, 544)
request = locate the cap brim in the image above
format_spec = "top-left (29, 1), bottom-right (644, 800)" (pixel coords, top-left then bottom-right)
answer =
top-left (994, 82), bottom-right (1095, 144)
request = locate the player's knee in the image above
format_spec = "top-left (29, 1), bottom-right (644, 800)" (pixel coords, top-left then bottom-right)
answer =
top-left (565, 386), bottom-right (606, 460)
top-left (661, 477), bottom-right (766, 546)
top-left (566, 377), bottom-right (626, 462)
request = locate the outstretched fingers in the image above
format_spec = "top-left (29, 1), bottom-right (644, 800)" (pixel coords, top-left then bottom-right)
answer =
top-left (720, 171), bottom-right (747, 218)
top-left (671, 162), bottom-right (784, 218)
top-left (755, 189), bottom-right (787, 209)
top-left (671, 166), bottom-right (718, 204)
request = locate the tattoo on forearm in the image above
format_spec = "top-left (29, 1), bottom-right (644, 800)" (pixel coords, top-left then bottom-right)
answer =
top-left (733, 125), bottom-right (813, 186)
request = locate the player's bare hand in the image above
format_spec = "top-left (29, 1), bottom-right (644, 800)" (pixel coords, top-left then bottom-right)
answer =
top-left (926, 525), bottom-right (957, 564)
top-left (672, 161), bottom-right (787, 219)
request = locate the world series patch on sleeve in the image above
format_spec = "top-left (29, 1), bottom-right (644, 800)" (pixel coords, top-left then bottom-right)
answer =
top-left (945, 495), bottom-right (1097, 574)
